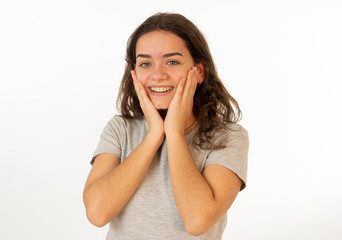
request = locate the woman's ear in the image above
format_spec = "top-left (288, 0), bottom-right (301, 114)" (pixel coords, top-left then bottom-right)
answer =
top-left (196, 63), bottom-right (205, 83)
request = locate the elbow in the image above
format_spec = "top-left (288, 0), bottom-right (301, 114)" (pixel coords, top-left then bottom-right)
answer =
top-left (83, 188), bottom-right (113, 228)
top-left (88, 217), bottom-right (108, 228)
top-left (83, 193), bottom-right (111, 228)
top-left (184, 214), bottom-right (212, 236)
top-left (85, 206), bottom-right (110, 228)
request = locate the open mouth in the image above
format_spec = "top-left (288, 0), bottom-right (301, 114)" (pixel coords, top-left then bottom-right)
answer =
top-left (150, 86), bottom-right (173, 93)
top-left (148, 86), bottom-right (175, 96)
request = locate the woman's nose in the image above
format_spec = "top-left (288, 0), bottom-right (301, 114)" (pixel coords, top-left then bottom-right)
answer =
top-left (151, 65), bottom-right (167, 81)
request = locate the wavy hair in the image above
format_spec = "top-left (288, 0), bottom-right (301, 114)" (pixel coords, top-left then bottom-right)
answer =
top-left (117, 12), bottom-right (241, 149)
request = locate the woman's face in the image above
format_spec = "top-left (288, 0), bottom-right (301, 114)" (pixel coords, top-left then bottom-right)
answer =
top-left (135, 30), bottom-right (197, 110)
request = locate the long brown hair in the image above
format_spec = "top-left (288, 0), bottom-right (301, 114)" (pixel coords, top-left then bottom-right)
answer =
top-left (117, 12), bottom-right (241, 149)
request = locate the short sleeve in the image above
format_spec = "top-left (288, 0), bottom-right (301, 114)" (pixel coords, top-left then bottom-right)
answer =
top-left (205, 124), bottom-right (249, 190)
top-left (90, 116), bottom-right (124, 165)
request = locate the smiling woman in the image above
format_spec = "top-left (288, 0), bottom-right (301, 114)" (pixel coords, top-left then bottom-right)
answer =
top-left (134, 30), bottom-right (203, 111)
top-left (83, 12), bottom-right (249, 240)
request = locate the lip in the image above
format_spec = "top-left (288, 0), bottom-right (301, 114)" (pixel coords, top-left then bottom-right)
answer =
top-left (148, 86), bottom-right (175, 96)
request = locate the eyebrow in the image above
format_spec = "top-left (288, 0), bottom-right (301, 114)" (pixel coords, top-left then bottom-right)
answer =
top-left (136, 52), bottom-right (183, 59)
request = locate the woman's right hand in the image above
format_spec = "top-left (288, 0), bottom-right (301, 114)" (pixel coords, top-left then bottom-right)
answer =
top-left (131, 70), bottom-right (165, 143)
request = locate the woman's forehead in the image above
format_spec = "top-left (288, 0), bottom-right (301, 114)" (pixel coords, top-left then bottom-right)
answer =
top-left (136, 31), bottom-right (190, 58)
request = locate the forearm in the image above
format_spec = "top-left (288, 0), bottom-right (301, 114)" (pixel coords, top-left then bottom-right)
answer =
top-left (166, 133), bottom-right (217, 230)
top-left (84, 133), bottom-right (163, 226)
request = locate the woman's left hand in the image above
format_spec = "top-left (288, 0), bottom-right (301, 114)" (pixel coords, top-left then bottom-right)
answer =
top-left (164, 67), bottom-right (201, 136)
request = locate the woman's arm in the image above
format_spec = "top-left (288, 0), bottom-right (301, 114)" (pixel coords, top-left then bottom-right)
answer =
top-left (166, 133), bottom-right (242, 236)
top-left (83, 70), bottom-right (165, 227)
top-left (164, 67), bottom-right (242, 236)
top-left (83, 132), bottom-right (163, 227)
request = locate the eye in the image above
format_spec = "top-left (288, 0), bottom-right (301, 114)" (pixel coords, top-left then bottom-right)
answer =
top-left (139, 62), bottom-right (151, 68)
top-left (167, 60), bottom-right (179, 65)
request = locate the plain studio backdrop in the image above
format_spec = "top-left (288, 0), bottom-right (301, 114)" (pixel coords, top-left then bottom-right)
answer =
top-left (1, 0), bottom-right (341, 239)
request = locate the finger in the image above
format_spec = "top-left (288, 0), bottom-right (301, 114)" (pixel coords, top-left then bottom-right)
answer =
top-left (173, 77), bottom-right (186, 103)
top-left (186, 67), bottom-right (198, 89)
top-left (182, 67), bottom-right (198, 101)
top-left (131, 70), bottom-right (153, 109)
top-left (131, 70), bottom-right (146, 99)
top-left (131, 70), bottom-right (141, 98)
top-left (192, 67), bottom-right (200, 88)
top-left (137, 80), bottom-right (150, 103)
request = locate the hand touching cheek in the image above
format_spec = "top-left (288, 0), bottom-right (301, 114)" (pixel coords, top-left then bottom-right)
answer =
top-left (164, 67), bottom-right (201, 136)
top-left (131, 70), bottom-right (165, 141)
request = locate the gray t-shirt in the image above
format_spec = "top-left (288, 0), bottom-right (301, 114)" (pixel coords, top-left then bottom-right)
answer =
top-left (92, 115), bottom-right (249, 240)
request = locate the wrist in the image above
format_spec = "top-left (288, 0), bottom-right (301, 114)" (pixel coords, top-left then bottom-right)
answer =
top-left (165, 130), bottom-right (184, 140)
top-left (146, 131), bottom-right (165, 146)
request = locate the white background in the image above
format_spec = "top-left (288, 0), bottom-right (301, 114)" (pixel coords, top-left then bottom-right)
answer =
top-left (1, 0), bottom-right (341, 239)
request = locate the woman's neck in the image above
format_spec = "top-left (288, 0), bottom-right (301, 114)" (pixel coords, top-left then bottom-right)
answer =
top-left (184, 114), bottom-right (198, 134)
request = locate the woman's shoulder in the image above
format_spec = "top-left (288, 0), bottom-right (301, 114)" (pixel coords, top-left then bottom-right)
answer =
top-left (214, 122), bottom-right (247, 134)
top-left (212, 122), bottom-right (248, 145)
top-left (107, 115), bottom-right (145, 125)
top-left (105, 115), bottom-right (147, 132)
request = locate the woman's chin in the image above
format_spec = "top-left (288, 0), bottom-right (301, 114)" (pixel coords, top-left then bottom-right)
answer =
top-left (153, 102), bottom-right (170, 110)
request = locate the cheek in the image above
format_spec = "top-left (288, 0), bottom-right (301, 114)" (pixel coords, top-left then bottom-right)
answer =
top-left (172, 69), bottom-right (189, 84)
top-left (135, 71), bottom-right (148, 84)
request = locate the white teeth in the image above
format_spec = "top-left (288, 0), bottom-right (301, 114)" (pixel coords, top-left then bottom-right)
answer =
top-left (151, 87), bottom-right (172, 93)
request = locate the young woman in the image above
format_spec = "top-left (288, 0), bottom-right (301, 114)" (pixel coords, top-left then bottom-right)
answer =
top-left (83, 13), bottom-right (249, 240)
